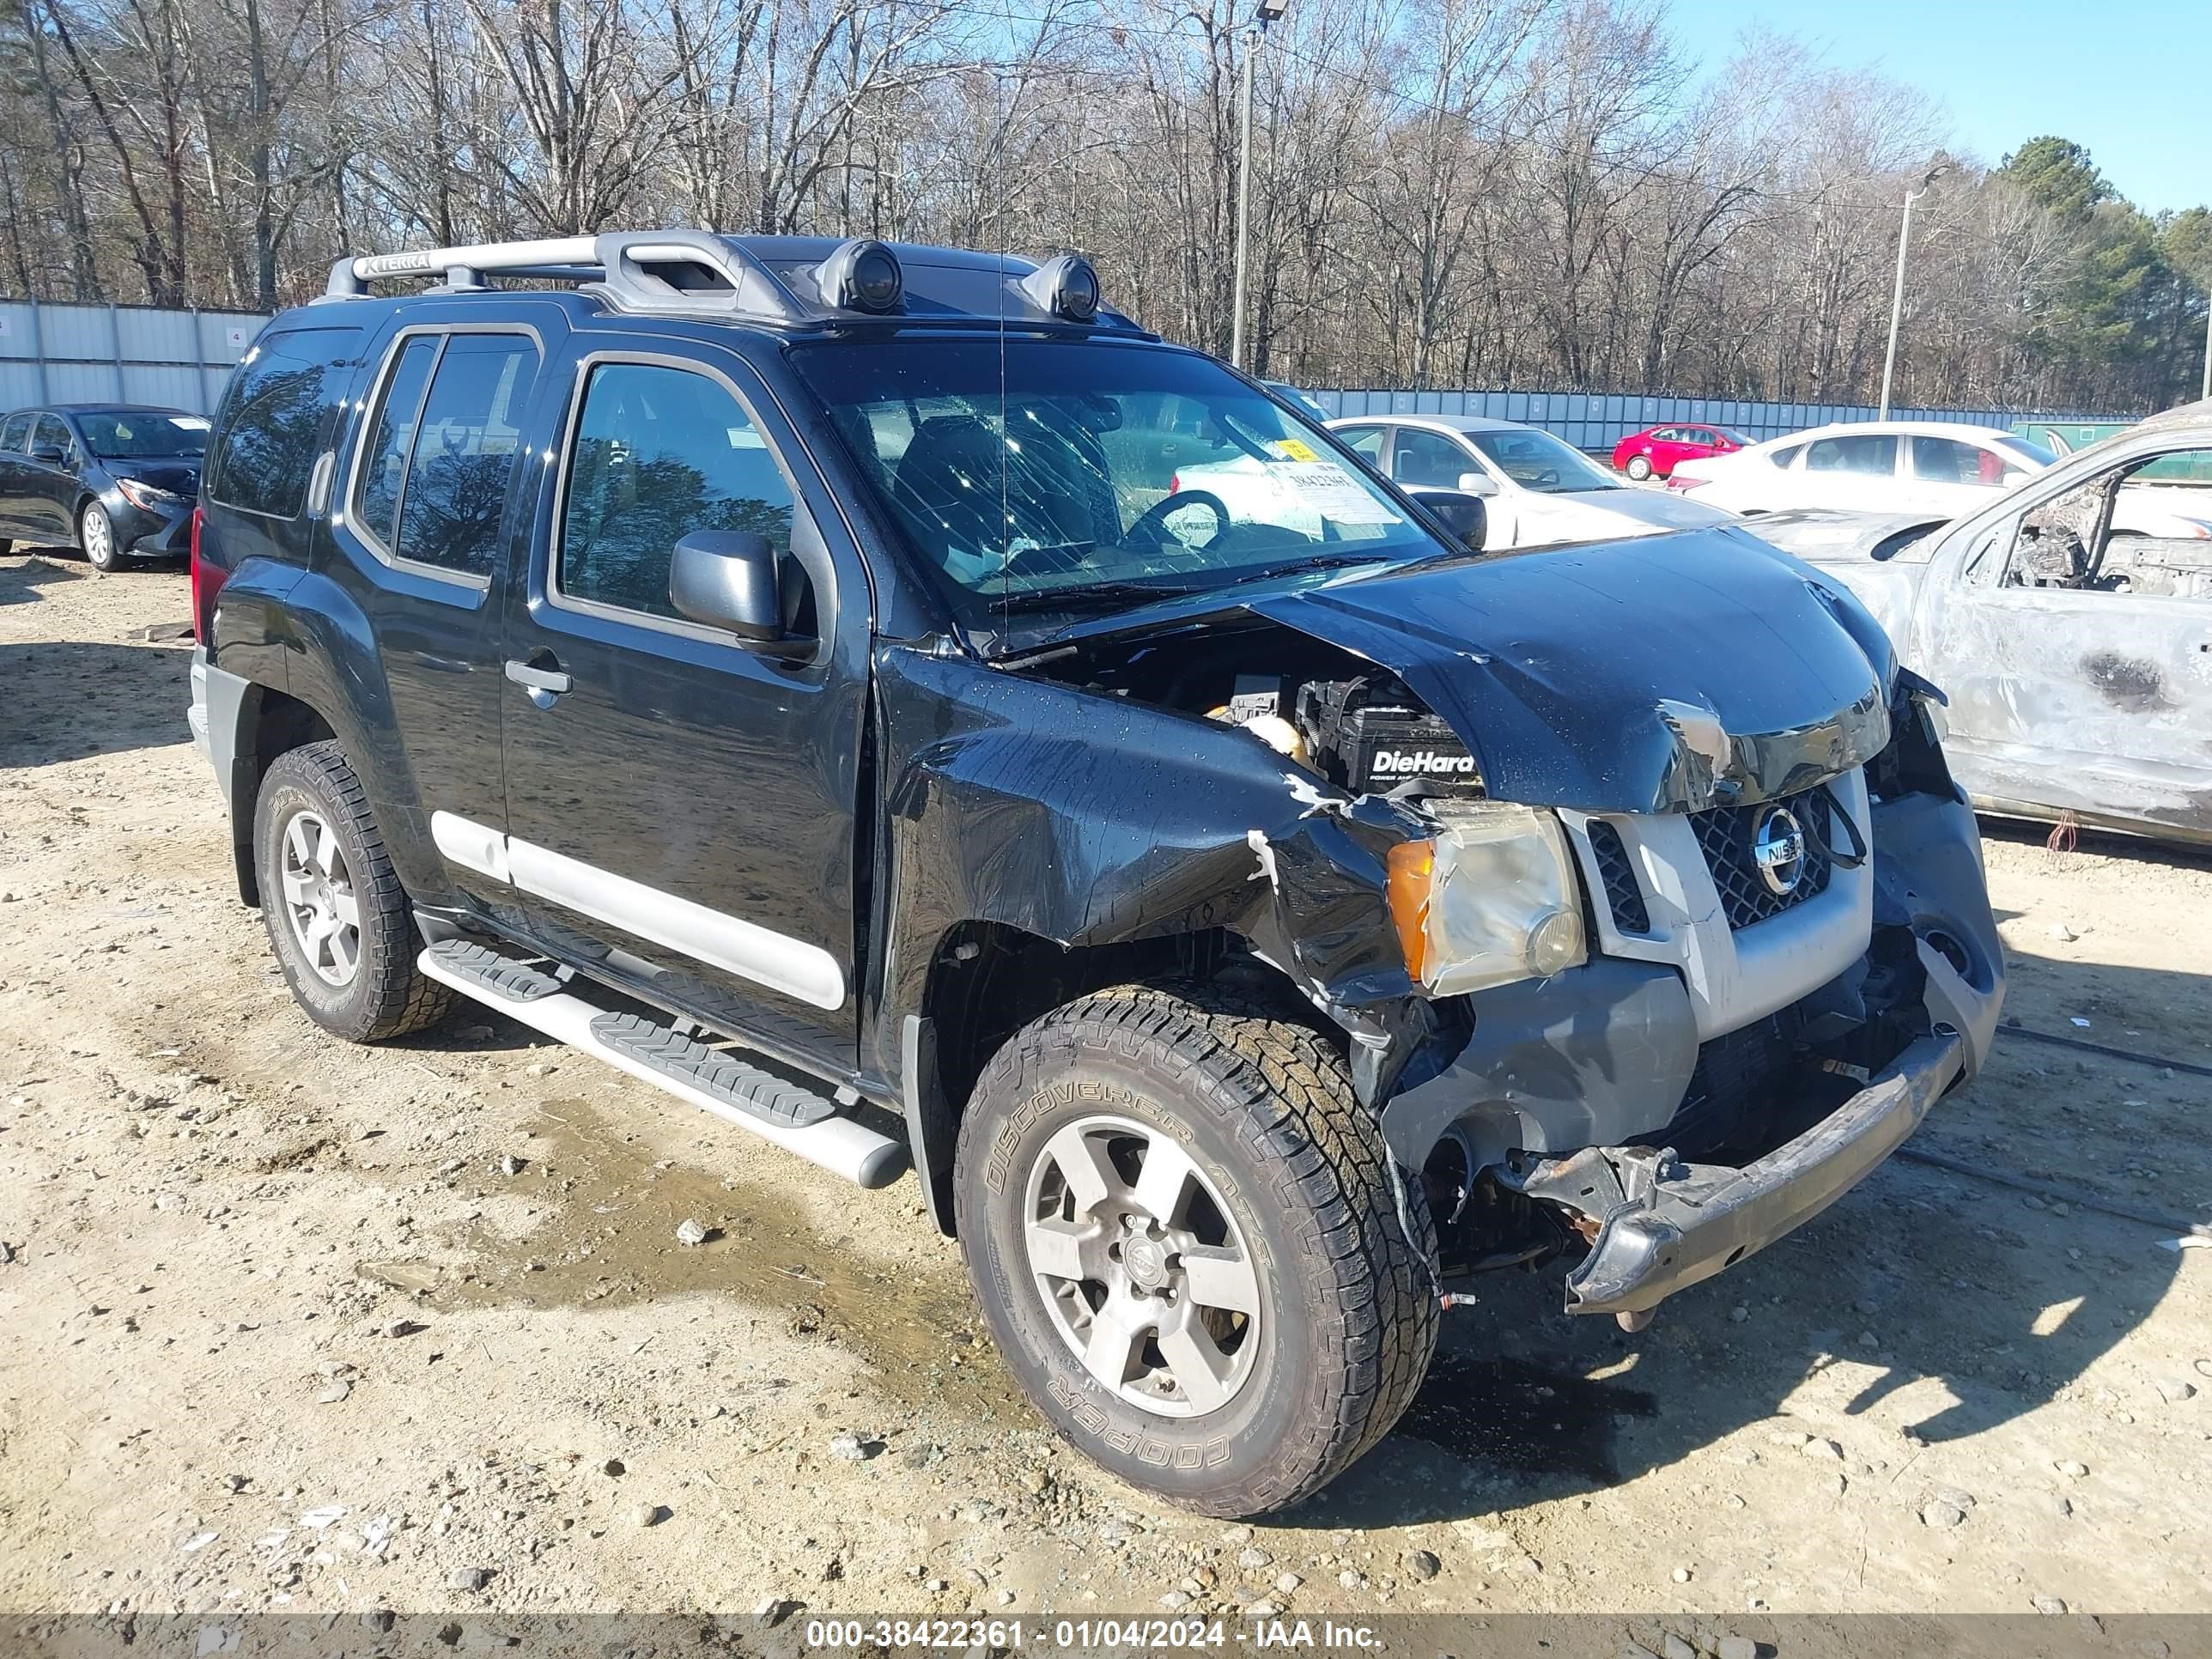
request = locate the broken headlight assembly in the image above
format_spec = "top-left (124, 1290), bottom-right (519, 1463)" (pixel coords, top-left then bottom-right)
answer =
top-left (1386, 803), bottom-right (1587, 996)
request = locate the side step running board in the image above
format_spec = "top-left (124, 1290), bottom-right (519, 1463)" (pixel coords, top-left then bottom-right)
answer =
top-left (419, 943), bottom-right (907, 1189)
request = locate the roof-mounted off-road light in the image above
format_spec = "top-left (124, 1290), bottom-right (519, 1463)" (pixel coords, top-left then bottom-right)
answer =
top-left (816, 239), bottom-right (904, 313)
top-left (1021, 254), bottom-right (1101, 323)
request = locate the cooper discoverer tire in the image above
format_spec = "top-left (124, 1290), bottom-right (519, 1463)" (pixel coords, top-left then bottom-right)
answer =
top-left (954, 981), bottom-right (1438, 1516)
top-left (253, 739), bottom-right (452, 1042)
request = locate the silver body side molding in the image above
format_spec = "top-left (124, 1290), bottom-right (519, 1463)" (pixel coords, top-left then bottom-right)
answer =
top-left (428, 811), bottom-right (846, 1012)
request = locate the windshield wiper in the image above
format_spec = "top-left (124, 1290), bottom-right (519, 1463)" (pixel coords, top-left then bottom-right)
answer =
top-left (1217, 551), bottom-right (1392, 587)
top-left (988, 580), bottom-right (1208, 614)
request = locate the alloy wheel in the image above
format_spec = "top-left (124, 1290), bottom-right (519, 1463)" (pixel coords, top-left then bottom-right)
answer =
top-left (278, 809), bottom-right (362, 986)
top-left (1022, 1114), bottom-right (1263, 1418)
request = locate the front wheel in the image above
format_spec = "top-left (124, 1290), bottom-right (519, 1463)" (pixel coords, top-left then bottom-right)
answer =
top-left (79, 501), bottom-right (120, 571)
top-left (955, 983), bottom-right (1438, 1516)
top-left (1626, 454), bottom-right (1654, 482)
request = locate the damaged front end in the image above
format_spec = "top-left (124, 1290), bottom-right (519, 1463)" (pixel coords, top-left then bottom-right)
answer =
top-left (1376, 673), bottom-right (2003, 1321)
top-left (884, 526), bottom-right (2002, 1315)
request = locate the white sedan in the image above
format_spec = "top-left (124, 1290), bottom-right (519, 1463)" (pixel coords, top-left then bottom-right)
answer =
top-left (1322, 414), bottom-right (1736, 547)
top-left (1668, 418), bottom-right (2212, 540)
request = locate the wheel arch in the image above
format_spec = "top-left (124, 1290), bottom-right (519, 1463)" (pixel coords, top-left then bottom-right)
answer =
top-left (222, 681), bottom-right (339, 905)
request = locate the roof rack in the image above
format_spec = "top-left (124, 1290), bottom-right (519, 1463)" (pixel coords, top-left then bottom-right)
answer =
top-left (319, 229), bottom-right (809, 323)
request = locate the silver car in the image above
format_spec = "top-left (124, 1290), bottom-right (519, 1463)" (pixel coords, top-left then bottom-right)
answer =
top-left (1745, 401), bottom-right (2212, 847)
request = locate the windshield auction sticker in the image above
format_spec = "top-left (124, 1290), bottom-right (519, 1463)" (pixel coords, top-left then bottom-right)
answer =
top-left (1270, 460), bottom-right (1401, 525)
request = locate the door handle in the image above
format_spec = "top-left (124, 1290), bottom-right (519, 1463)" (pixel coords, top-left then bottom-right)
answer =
top-left (504, 659), bottom-right (572, 706)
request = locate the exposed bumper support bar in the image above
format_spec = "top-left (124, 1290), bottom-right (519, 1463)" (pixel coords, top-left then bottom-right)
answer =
top-left (1510, 1025), bottom-right (1965, 1318)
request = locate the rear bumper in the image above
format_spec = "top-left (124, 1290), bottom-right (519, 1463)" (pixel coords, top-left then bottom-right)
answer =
top-left (1527, 1026), bottom-right (1963, 1317)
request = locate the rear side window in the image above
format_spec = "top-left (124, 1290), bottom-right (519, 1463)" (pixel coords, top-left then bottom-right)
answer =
top-left (557, 361), bottom-right (794, 623)
top-left (351, 331), bottom-right (539, 578)
top-left (208, 326), bottom-right (360, 519)
top-left (355, 337), bottom-right (438, 550)
top-left (1805, 434), bottom-right (1898, 477)
top-left (1910, 435), bottom-right (2010, 486)
top-left (0, 413), bottom-right (29, 452)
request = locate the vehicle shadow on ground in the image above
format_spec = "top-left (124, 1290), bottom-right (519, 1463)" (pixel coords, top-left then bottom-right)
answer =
top-left (0, 550), bottom-right (91, 606)
top-left (0, 636), bottom-right (194, 767)
top-left (1290, 944), bottom-right (2209, 1530)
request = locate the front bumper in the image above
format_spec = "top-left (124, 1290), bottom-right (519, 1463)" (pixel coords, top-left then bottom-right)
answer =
top-left (116, 498), bottom-right (192, 555)
top-left (1517, 1024), bottom-right (1964, 1317)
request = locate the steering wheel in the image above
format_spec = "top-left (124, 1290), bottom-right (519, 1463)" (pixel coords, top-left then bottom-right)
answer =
top-left (1533, 468), bottom-right (1560, 488)
top-left (1126, 489), bottom-right (1231, 550)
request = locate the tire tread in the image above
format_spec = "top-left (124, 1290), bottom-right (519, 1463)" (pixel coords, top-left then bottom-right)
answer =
top-left (956, 979), bottom-right (1437, 1516)
top-left (259, 739), bottom-right (451, 1042)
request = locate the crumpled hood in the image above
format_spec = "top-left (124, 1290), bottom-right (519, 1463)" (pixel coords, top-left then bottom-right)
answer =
top-left (1244, 526), bottom-right (1895, 812)
top-left (106, 459), bottom-right (201, 497)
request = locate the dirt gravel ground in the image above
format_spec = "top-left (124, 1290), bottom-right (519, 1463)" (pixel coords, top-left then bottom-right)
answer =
top-left (3, 546), bottom-right (2209, 1632)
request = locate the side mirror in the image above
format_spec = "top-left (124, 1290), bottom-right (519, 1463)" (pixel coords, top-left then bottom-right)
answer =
top-left (670, 530), bottom-right (787, 641)
top-left (1455, 471), bottom-right (1498, 497)
top-left (1419, 490), bottom-right (1488, 553)
top-left (30, 444), bottom-right (67, 466)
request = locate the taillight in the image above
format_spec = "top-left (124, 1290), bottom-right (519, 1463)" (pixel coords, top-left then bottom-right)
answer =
top-left (1169, 472), bottom-right (1182, 495)
top-left (188, 507), bottom-right (223, 643)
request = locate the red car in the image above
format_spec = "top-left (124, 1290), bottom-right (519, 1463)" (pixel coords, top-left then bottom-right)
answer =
top-left (1611, 423), bottom-right (1752, 482)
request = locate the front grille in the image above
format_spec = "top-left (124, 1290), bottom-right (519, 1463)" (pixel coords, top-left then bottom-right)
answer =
top-left (1689, 789), bottom-right (1833, 930)
top-left (1583, 819), bottom-right (1650, 934)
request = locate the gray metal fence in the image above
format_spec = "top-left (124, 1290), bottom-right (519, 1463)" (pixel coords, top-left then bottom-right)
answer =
top-left (1310, 388), bottom-right (2119, 453)
top-left (0, 299), bottom-right (270, 416)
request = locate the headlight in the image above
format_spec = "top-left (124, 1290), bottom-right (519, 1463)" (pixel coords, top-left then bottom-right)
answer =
top-left (1386, 802), bottom-right (1587, 996)
top-left (115, 478), bottom-right (184, 511)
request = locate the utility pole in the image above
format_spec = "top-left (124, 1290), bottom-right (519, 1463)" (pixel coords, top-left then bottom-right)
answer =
top-left (1230, 0), bottom-right (1287, 371)
top-left (2201, 288), bottom-right (2210, 403)
top-left (1878, 164), bottom-right (1948, 419)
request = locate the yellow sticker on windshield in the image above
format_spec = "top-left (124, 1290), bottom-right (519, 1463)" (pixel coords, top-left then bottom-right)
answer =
top-left (1272, 438), bottom-right (1319, 463)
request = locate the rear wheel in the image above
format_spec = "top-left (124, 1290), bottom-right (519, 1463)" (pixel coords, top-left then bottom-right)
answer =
top-left (955, 982), bottom-right (1437, 1516)
top-left (253, 740), bottom-right (452, 1042)
top-left (1626, 454), bottom-right (1655, 482)
top-left (78, 501), bottom-right (119, 572)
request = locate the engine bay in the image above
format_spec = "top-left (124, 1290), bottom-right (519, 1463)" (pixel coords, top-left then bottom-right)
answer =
top-left (1015, 621), bottom-right (1486, 802)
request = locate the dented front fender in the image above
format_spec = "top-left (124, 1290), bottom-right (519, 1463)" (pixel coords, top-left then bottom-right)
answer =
top-left (868, 642), bottom-right (1432, 1060)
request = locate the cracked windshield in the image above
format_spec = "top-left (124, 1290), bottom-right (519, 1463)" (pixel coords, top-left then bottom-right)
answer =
top-left (793, 337), bottom-right (1442, 631)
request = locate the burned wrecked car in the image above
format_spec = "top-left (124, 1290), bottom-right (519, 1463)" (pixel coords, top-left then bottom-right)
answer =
top-left (1747, 400), bottom-right (2212, 848)
top-left (190, 231), bottom-right (2002, 1519)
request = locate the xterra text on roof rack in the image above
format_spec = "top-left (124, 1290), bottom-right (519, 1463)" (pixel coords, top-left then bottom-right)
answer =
top-left (188, 230), bottom-right (2004, 1516)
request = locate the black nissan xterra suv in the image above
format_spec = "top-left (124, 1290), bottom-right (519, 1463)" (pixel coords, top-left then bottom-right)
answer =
top-left (188, 230), bottom-right (2004, 1517)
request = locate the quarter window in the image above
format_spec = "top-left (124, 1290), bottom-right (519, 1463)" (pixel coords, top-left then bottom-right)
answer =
top-left (558, 362), bottom-right (795, 622)
top-left (351, 331), bottom-right (538, 577)
top-left (208, 327), bottom-right (361, 519)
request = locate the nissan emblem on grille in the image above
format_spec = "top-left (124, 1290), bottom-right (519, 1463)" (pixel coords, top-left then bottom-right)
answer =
top-left (1751, 804), bottom-right (1807, 896)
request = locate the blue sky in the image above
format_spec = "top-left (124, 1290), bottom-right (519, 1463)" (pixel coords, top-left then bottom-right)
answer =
top-left (1685, 0), bottom-right (2209, 216)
